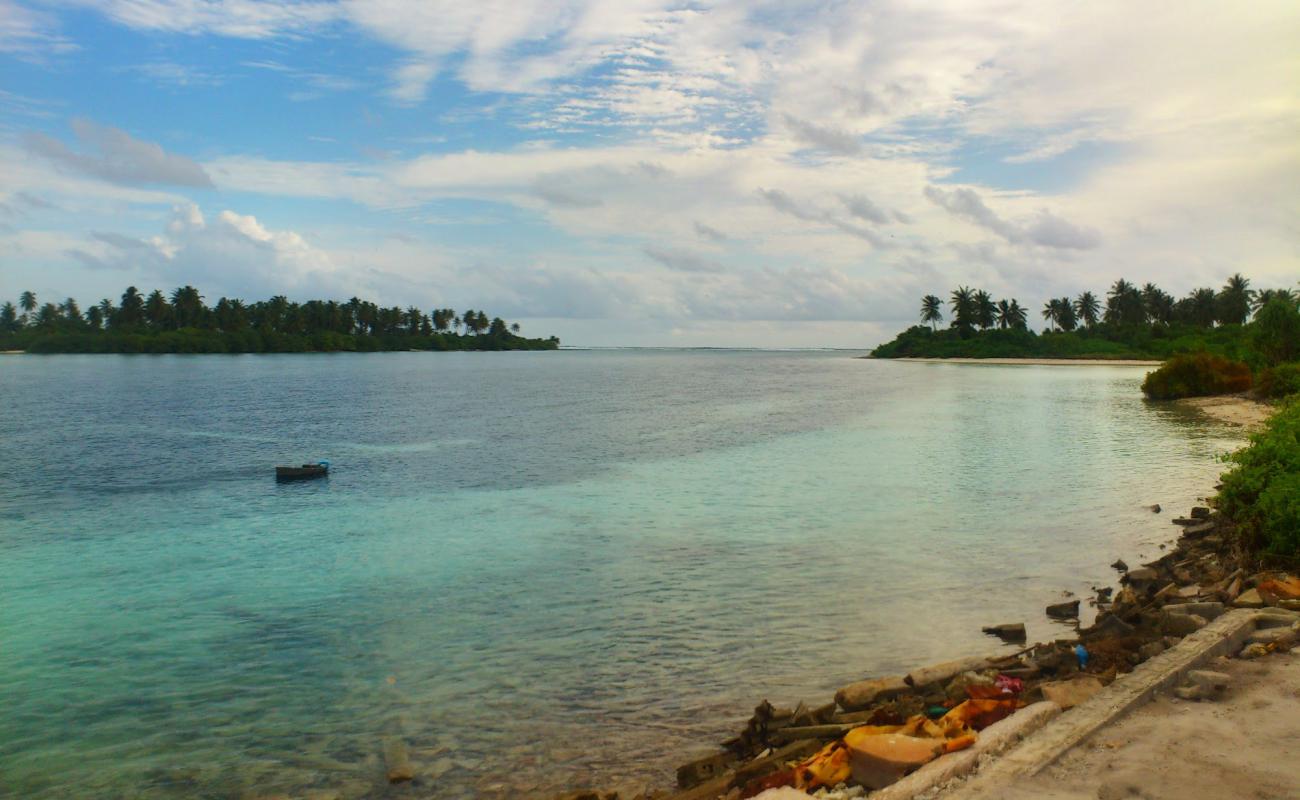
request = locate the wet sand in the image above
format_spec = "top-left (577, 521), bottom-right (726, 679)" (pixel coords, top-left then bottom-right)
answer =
top-left (1176, 394), bottom-right (1274, 431)
top-left (995, 650), bottom-right (1300, 800)
top-left (892, 358), bottom-right (1163, 366)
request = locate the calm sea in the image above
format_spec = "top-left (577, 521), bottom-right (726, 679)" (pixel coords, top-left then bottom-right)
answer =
top-left (0, 351), bottom-right (1243, 799)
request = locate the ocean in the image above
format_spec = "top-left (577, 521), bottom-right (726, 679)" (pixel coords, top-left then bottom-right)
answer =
top-left (0, 351), bottom-right (1243, 798)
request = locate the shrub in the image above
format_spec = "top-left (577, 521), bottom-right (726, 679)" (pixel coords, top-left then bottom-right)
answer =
top-left (1249, 298), bottom-right (1300, 366)
top-left (1140, 352), bottom-right (1252, 400)
top-left (1218, 400), bottom-right (1300, 557)
top-left (1256, 362), bottom-right (1300, 399)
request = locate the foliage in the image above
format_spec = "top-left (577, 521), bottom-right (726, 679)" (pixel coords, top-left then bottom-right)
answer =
top-left (1140, 352), bottom-right (1252, 400)
top-left (0, 286), bottom-right (560, 353)
top-left (1217, 399), bottom-right (1300, 558)
top-left (1256, 363), bottom-right (1300, 399)
top-left (1248, 298), bottom-right (1300, 367)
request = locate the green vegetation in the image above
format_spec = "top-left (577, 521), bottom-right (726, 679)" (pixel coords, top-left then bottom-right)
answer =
top-left (1217, 399), bottom-right (1300, 559)
top-left (1257, 364), bottom-right (1300, 400)
top-left (873, 275), bottom-right (1298, 366)
top-left (0, 287), bottom-right (559, 354)
top-left (1139, 353), bottom-right (1253, 400)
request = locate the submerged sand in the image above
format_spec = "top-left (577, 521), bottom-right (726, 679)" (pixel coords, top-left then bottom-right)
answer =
top-left (1176, 395), bottom-right (1274, 431)
top-left (892, 358), bottom-right (1163, 366)
top-left (993, 650), bottom-right (1300, 800)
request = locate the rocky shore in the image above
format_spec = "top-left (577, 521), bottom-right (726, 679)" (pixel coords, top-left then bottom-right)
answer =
top-left (552, 498), bottom-right (1300, 800)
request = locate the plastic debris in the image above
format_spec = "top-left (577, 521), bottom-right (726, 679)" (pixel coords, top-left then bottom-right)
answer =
top-left (1074, 644), bottom-right (1089, 669)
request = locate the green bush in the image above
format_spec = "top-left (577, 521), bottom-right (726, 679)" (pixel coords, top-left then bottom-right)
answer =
top-left (1256, 362), bottom-right (1300, 399)
top-left (1218, 400), bottom-right (1300, 557)
top-left (1140, 352), bottom-right (1252, 400)
top-left (1249, 298), bottom-right (1300, 367)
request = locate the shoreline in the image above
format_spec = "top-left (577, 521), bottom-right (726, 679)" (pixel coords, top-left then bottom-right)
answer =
top-left (885, 357), bottom-right (1163, 366)
top-left (579, 402), bottom-right (1285, 800)
top-left (1174, 393), bottom-right (1274, 430)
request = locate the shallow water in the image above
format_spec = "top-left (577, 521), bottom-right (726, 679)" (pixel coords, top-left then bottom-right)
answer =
top-left (0, 351), bottom-right (1243, 798)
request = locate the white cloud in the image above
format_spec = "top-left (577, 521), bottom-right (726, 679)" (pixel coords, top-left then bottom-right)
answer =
top-left (0, 1), bottom-right (77, 61)
top-left (924, 185), bottom-right (1100, 251)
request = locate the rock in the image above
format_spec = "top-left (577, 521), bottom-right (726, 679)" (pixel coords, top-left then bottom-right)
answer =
top-left (834, 675), bottom-right (910, 711)
top-left (1150, 504), bottom-right (1161, 513)
top-left (1173, 685), bottom-right (1210, 701)
top-left (981, 623), bottom-right (1027, 642)
top-left (1190, 506), bottom-right (1211, 519)
top-left (1178, 585), bottom-right (1202, 599)
top-left (1278, 599), bottom-right (1300, 612)
top-left (1152, 583), bottom-right (1180, 603)
top-left (1247, 627), bottom-right (1297, 647)
top-left (1096, 587), bottom-right (1114, 600)
top-left (1232, 588), bottom-right (1265, 609)
top-left (1166, 601), bottom-right (1225, 620)
top-left (1137, 641), bottom-right (1166, 661)
top-left (1087, 614), bottom-right (1135, 639)
top-left (1161, 612), bottom-right (1208, 636)
top-left (1040, 676), bottom-right (1104, 709)
top-left (905, 656), bottom-right (992, 689)
top-left (1181, 521), bottom-right (1215, 538)
top-left (1187, 670), bottom-right (1231, 691)
top-left (1259, 576), bottom-right (1300, 602)
top-left (677, 752), bottom-right (736, 788)
top-left (1254, 610), bottom-right (1300, 628)
top-left (751, 789), bottom-right (816, 800)
top-left (382, 737), bottom-right (415, 784)
top-left (1046, 600), bottom-right (1081, 619)
top-left (1123, 567), bottom-right (1160, 585)
top-left (1111, 559), bottom-right (1129, 572)
top-left (1239, 642), bottom-right (1271, 659)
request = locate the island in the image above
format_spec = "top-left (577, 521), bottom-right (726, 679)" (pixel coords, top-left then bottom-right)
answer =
top-left (0, 286), bottom-right (559, 353)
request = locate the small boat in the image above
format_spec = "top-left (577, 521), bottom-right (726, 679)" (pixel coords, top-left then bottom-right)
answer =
top-left (276, 460), bottom-right (330, 481)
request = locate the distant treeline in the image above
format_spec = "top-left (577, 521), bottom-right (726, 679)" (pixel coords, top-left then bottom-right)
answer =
top-left (0, 287), bottom-right (559, 354)
top-left (873, 275), bottom-right (1299, 361)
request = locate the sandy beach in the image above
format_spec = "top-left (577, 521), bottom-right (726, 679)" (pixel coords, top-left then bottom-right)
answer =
top-left (892, 358), bottom-right (1163, 366)
top-left (993, 650), bottom-right (1300, 800)
top-left (1176, 394), bottom-right (1275, 430)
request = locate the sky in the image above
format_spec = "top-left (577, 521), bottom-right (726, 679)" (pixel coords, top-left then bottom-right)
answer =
top-left (1, 1), bottom-right (1297, 347)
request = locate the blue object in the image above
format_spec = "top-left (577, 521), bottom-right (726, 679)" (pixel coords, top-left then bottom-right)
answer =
top-left (318, 460), bottom-right (331, 469)
top-left (1074, 644), bottom-right (1088, 669)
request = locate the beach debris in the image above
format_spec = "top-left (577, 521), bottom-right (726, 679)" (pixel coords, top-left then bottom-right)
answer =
top-left (382, 737), bottom-right (414, 784)
top-left (904, 656), bottom-right (993, 690)
top-left (1166, 601), bottom-right (1225, 620)
top-left (1190, 506), bottom-right (1211, 519)
top-left (750, 789), bottom-right (816, 800)
top-left (1039, 676), bottom-right (1103, 709)
top-left (677, 751), bottom-right (736, 788)
top-left (1045, 600), bottom-right (1080, 619)
top-left (1086, 614), bottom-right (1134, 640)
top-left (1258, 576), bottom-right (1300, 603)
top-left (1232, 588), bottom-right (1265, 608)
top-left (1073, 644), bottom-right (1088, 670)
top-left (1159, 611), bottom-right (1207, 636)
top-left (981, 623), bottom-right (1026, 642)
top-left (1246, 627), bottom-right (1296, 648)
top-left (1111, 559), bottom-right (1128, 572)
top-left (834, 676), bottom-right (910, 712)
top-left (1149, 504), bottom-right (1161, 513)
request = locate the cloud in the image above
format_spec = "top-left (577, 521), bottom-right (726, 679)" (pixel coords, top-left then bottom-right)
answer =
top-left (781, 114), bottom-right (862, 155)
top-left (759, 188), bottom-right (891, 248)
top-left (693, 220), bottom-right (727, 241)
top-left (839, 193), bottom-right (891, 225)
top-left (0, 0), bottom-right (77, 61)
top-left (924, 185), bottom-right (1099, 250)
top-left (24, 119), bottom-right (214, 188)
top-left (643, 244), bottom-right (726, 274)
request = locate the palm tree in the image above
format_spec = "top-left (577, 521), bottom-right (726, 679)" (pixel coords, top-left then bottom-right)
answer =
top-left (145, 290), bottom-right (171, 330)
top-left (19, 291), bottom-right (37, 315)
top-left (1042, 299), bottom-right (1060, 332)
top-left (97, 298), bottom-right (115, 329)
top-left (0, 301), bottom-right (18, 333)
top-left (1055, 297), bottom-right (1078, 331)
top-left (1141, 283), bottom-right (1173, 325)
top-left (1253, 288), bottom-right (1297, 312)
top-left (950, 286), bottom-right (975, 333)
top-left (1073, 291), bottom-right (1100, 328)
top-left (1216, 273), bottom-right (1253, 325)
top-left (974, 290), bottom-right (996, 330)
top-left (118, 287), bottom-right (144, 327)
top-left (510, 322), bottom-right (521, 334)
top-left (920, 295), bottom-right (943, 330)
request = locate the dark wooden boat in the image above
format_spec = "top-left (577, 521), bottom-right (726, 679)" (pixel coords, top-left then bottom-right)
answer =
top-left (276, 461), bottom-right (330, 481)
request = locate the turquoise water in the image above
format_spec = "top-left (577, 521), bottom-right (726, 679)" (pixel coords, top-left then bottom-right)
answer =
top-left (0, 352), bottom-right (1243, 799)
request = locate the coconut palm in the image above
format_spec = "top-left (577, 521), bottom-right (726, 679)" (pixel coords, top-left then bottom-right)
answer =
top-left (1142, 283), bottom-right (1174, 325)
top-left (1216, 273), bottom-right (1253, 325)
top-left (0, 301), bottom-right (18, 332)
top-left (949, 286), bottom-right (975, 332)
top-left (1055, 297), bottom-right (1078, 331)
top-left (919, 295), bottom-right (943, 331)
top-left (1252, 288), bottom-right (1297, 312)
top-left (974, 290), bottom-right (997, 330)
top-left (1042, 299), bottom-right (1059, 331)
top-left (1073, 291), bottom-right (1100, 328)
top-left (19, 291), bottom-right (37, 314)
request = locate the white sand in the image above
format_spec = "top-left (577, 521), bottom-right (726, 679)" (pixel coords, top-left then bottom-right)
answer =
top-left (1177, 395), bottom-right (1275, 430)
top-left (996, 650), bottom-right (1300, 800)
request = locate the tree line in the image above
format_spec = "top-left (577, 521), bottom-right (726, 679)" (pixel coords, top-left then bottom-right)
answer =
top-left (0, 286), bottom-right (559, 353)
top-left (919, 274), bottom-right (1294, 334)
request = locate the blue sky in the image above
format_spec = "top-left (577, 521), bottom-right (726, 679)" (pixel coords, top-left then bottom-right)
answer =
top-left (2, 1), bottom-right (1297, 346)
